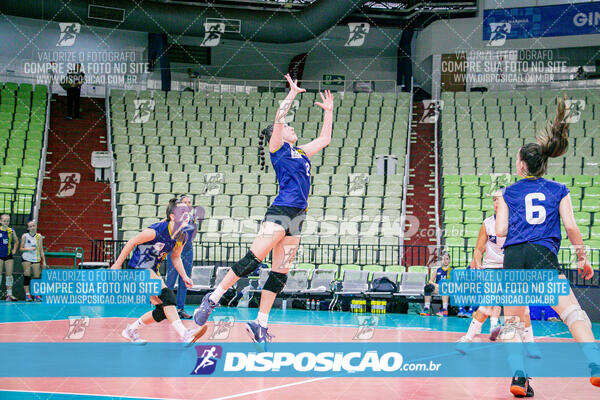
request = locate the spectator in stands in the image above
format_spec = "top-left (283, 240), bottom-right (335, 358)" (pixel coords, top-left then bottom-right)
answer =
top-left (62, 63), bottom-right (85, 119)
top-left (166, 195), bottom-right (195, 319)
top-left (420, 250), bottom-right (451, 316)
top-left (20, 220), bottom-right (46, 302)
top-left (0, 214), bottom-right (19, 301)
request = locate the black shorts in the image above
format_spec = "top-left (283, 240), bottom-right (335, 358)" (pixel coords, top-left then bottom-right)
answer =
top-left (0, 254), bottom-right (13, 261)
top-left (263, 205), bottom-right (306, 237)
top-left (503, 243), bottom-right (560, 270)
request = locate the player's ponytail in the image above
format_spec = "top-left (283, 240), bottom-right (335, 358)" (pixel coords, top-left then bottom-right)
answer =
top-left (166, 198), bottom-right (178, 219)
top-left (258, 124), bottom-right (273, 171)
top-left (519, 96), bottom-right (570, 177)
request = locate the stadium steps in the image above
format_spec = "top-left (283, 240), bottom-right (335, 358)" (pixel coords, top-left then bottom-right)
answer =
top-left (405, 101), bottom-right (437, 252)
top-left (37, 96), bottom-right (112, 264)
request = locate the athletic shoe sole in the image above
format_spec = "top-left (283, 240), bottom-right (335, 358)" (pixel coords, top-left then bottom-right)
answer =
top-left (121, 329), bottom-right (147, 345)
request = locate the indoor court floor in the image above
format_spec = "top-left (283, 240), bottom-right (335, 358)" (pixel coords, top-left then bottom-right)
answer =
top-left (1, 303), bottom-right (599, 400)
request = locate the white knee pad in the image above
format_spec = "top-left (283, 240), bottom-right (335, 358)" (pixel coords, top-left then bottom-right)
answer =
top-left (5, 276), bottom-right (13, 287)
top-left (478, 306), bottom-right (493, 316)
top-left (560, 305), bottom-right (591, 329)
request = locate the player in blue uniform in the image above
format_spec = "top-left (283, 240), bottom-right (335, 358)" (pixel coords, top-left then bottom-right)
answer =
top-left (194, 74), bottom-right (334, 345)
top-left (495, 98), bottom-right (600, 396)
top-left (111, 198), bottom-right (206, 344)
top-left (0, 214), bottom-right (19, 301)
top-left (421, 251), bottom-right (451, 317)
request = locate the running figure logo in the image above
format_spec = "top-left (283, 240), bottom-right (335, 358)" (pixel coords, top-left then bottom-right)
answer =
top-left (56, 172), bottom-right (81, 198)
top-left (348, 173), bottom-right (369, 196)
top-left (132, 100), bottom-right (155, 123)
top-left (564, 100), bottom-right (585, 123)
top-left (65, 316), bottom-right (90, 340)
top-left (484, 173), bottom-right (512, 197)
top-left (420, 100), bottom-right (443, 123)
top-left (57, 23), bottom-right (80, 47)
top-left (276, 99), bottom-right (299, 124)
top-left (487, 22), bottom-right (511, 47)
top-left (201, 23), bottom-right (225, 47)
top-left (204, 173), bottom-right (224, 195)
top-left (353, 315), bottom-right (379, 340)
top-left (345, 23), bottom-right (370, 47)
top-left (209, 316), bottom-right (235, 340)
top-left (191, 345), bottom-right (223, 375)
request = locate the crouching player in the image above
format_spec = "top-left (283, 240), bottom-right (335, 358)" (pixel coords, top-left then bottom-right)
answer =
top-left (111, 198), bottom-right (206, 344)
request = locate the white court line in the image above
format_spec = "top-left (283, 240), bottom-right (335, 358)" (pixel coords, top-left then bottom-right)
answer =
top-left (0, 388), bottom-right (183, 400)
top-left (209, 377), bottom-right (331, 400)
top-left (0, 316), bottom-right (124, 325)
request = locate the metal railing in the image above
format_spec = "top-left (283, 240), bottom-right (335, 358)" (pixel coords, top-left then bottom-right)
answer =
top-left (32, 85), bottom-right (51, 223)
top-left (105, 90), bottom-right (118, 240)
top-left (89, 239), bottom-right (600, 287)
top-left (433, 103), bottom-right (441, 248)
top-left (399, 77), bottom-right (413, 250)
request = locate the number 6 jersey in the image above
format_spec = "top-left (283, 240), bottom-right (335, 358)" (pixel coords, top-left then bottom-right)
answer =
top-left (502, 177), bottom-right (570, 255)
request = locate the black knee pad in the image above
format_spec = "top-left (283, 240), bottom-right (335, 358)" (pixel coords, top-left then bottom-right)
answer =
top-left (159, 287), bottom-right (176, 307)
top-left (152, 305), bottom-right (167, 322)
top-left (231, 250), bottom-right (261, 278)
top-left (263, 271), bottom-right (288, 293)
top-left (23, 275), bottom-right (31, 286)
top-left (424, 283), bottom-right (435, 296)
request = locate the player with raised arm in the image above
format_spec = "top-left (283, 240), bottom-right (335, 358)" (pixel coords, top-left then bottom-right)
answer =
top-left (194, 74), bottom-right (334, 346)
top-left (495, 97), bottom-right (600, 397)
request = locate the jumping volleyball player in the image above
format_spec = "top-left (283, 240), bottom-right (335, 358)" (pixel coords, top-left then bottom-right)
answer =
top-left (20, 221), bottom-right (46, 302)
top-left (495, 97), bottom-right (600, 396)
top-left (457, 192), bottom-right (537, 352)
top-left (194, 74), bottom-right (334, 344)
top-left (111, 198), bottom-right (206, 343)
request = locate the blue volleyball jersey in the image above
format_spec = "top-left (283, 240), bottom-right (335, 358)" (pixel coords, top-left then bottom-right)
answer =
top-left (270, 142), bottom-right (311, 209)
top-left (502, 177), bottom-right (570, 255)
top-left (435, 266), bottom-right (451, 283)
top-left (0, 226), bottom-right (14, 258)
top-left (128, 221), bottom-right (189, 271)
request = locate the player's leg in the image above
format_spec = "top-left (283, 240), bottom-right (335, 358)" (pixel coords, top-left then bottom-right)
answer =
top-left (4, 258), bottom-right (16, 301)
top-left (551, 279), bottom-right (600, 386)
top-left (421, 283), bottom-right (435, 316)
top-left (503, 305), bottom-right (533, 397)
top-left (22, 262), bottom-right (32, 301)
top-left (461, 308), bottom-right (490, 342)
top-left (176, 242), bottom-right (194, 318)
top-left (246, 235), bottom-right (299, 344)
top-left (436, 294), bottom-right (449, 317)
top-left (194, 221), bottom-right (286, 326)
top-left (31, 262), bottom-right (42, 301)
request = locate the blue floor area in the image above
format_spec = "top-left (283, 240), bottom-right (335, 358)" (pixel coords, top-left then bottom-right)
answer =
top-left (1, 302), bottom-right (599, 339)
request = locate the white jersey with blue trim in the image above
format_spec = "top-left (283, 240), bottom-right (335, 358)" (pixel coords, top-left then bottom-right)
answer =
top-left (482, 215), bottom-right (504, 269)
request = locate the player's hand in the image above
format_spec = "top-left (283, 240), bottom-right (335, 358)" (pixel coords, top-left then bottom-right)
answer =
top-left (470, 261), bottom-right (481, 269)
top-left (314, 90), bottom-right (334, 112)
top-left (183, 276), bottom-right (193, 288)
top-left (284, 74), bottom-right (305, 95)
top-left (578, 258), bottom-right (594, 280)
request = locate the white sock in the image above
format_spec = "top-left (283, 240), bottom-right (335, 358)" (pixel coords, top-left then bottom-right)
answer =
top-left (490, 317), bottom-right (499, 328)
top-left (523, 326), bottom-right (534, 343)
top-left (256, 312), bottom-right (269, 328)
top-left (25, 291), bottom-right (30, 296)
top-left (442, 301), bottom-right (448, 310)
top-left (7, 287), bottom-right (12, 296)
top-left (171, 320), bottom-right (187, 337)
top-left (465, 318), bottom-right (483, 340)
top-left (210, 285), bottom-right (227, 304)
top-left (424, 302), bottom-right (431, 309)
top-left (130, 318), bottom-right (144, 330)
